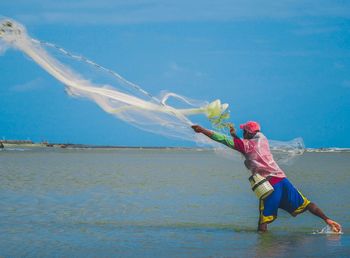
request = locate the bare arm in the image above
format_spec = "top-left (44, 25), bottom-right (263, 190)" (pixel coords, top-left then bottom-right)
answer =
top-left (191, 125), bottom-right (234, 149)
top-left (191, 125), bottom-right (214, 138)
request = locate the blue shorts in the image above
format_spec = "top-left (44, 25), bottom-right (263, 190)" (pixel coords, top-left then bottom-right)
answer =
top-left (259, 178), bottom-right (310, 224)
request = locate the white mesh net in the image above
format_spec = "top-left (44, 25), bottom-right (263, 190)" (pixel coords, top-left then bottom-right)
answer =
top-left (0, 18), bottom-right (305, 162)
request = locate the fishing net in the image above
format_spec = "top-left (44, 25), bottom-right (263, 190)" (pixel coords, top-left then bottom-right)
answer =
top-left (0, 18), bottom-right (304, 162)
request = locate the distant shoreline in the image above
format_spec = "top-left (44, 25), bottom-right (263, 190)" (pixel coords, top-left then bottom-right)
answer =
top-left (0, 141), bottom-right (195, 150)
top-left (1, 140), bottom-right (350, 152)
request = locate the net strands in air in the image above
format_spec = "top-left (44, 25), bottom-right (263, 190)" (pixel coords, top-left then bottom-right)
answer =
top-left (0, 18), bottom-right (305, 161)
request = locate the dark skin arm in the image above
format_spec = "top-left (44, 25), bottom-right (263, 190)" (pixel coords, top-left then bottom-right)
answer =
top-left (191, 125), bottom-right (214, 138)
top-left (192, 124), bottom-right (236, 150)
top-left (192, 124), bottom-right (249, 167)
top-left (192, 124), bottom-right (239, 138)
top-left (229, 126), bottom-right (240, 139)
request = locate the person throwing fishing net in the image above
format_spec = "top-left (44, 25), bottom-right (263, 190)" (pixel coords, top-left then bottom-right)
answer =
top-left (192, 121), bottom-right (342, 233)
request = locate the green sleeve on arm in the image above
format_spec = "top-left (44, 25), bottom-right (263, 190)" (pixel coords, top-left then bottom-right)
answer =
top-left (210, 132), bottom-right (235, 149)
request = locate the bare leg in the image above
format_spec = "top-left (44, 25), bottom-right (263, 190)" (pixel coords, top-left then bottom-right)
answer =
top-left (307, 202), bottom-right (342, 233)
top-left (258, 222), bottom-right (268, 232)
top-left (307, 202), bottom-right (328, 220)
top-left (258, 198), bottom-right (269, 232)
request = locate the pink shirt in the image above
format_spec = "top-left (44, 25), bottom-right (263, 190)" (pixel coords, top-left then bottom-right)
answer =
top-left (234, 132), bottom-right (286, 179)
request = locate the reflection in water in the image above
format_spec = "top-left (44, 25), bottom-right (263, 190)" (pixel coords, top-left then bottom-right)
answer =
top-left (255, 232), bottom-right (344, 258)
top-left (326, 233), bottom-right (342, 247)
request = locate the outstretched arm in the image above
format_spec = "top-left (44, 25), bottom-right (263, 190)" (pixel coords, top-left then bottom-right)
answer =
top-left (192, 125), bottom-right (234, 149)
top-left (191, 125), bottom-right (214, 138)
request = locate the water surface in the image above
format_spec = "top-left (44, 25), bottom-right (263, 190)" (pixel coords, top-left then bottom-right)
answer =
top-left (0, 148), bottom-right (349, 257)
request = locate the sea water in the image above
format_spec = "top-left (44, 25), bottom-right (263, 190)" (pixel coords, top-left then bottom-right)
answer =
top-left (0, 148), bottom-right (349, 257)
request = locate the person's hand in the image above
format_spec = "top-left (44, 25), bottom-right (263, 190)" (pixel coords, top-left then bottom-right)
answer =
top-left (325, 218), bottom-right (342, 233)
top-left (191, 125), bottom-right (204, 133)
top-left (229, 124), bottom-right (236, 136)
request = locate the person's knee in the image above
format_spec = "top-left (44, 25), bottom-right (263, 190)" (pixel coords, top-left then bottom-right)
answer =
top-left (307, 202), bottom-right (316, 211)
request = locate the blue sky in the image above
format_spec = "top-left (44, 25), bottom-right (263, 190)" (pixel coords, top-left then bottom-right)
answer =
top-left (0, 1), bottom-right (350, 147)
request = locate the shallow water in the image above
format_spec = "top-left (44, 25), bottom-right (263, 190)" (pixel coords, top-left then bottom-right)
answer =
top-left (0, 148), bottom-right (349, 257)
